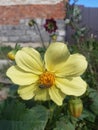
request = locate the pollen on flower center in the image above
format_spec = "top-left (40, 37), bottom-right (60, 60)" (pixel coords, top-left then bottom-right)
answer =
top-left (39, 71), bottom-right (55, 88)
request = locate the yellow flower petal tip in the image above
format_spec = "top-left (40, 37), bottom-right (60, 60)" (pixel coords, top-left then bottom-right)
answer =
top-left (6, 42), bottom-right (88, 106)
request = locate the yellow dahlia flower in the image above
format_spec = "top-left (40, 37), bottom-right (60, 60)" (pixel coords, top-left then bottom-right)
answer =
top-left (6, 43), bottom-right (88, 106)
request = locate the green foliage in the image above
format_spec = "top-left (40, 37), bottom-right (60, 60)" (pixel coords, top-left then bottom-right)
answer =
top-left (87, 88), bottom-right (98, 116)
top-left (0, 99), bottom-right (49, 130)
top-left (54, 117), bottom-right (75, 130)
top-left (0, 45), bottom-right (12, 59)
top-left (65, 0), bottom-right (88, 44)
top-left (0, 99), bottom-right (26, 120)
top-left (36, 47), bottom-right (46, 59)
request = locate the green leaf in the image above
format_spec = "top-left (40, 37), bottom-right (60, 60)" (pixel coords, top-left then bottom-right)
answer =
top-left (80, 109), bottom-right (96, 123)
top-left (0, 103), bottom-right (49, 130)
top-left (22, 105), bottom-right (49, 130)
top-left (0, 120), bottom-right (33, 130)
top-left (70, 116), bottom-right (78, 125)
top-left (54, 117), bottom-right (75, 130)
top-left (0, 99), bottom-right (26, 120)
top-left (89, 94), bottom-right (98, 115)
top-left (87, 88), bottom-right (98, 115)
top-left (87, 88), bottom-right (97, 98)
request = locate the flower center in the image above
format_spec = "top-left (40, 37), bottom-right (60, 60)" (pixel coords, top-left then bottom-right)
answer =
top-left (39, 71), bottom-right (55, 88)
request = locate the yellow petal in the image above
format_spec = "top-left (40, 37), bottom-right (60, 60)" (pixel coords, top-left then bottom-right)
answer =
top-left (15, 47), bottom-right (44, 75)
top-left (49, 86), bottom-right (65, 106)
top-left (45, 42), bottom-right (70, 72)
top-left (18, 83), bottom-right (37, 100)
top-left (55, 54), bottom-right (88, 77)
top-left (34, 88), bottom-right (50, 101)
top-left (56, 77), bottom-right (87, 96)
top-left (6, 66), bottom-right (39, 85)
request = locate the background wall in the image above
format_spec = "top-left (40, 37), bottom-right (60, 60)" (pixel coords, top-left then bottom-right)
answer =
top-left (0, 0), bottom-right (63, 5)
top-left (0, 0), bottom-right (66, 44)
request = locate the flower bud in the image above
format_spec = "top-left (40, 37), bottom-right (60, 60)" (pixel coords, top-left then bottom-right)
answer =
top-left (51, 34), bottom-right (57, 42)
top-left (7, 43), bottom-right (21, 60)
top-left (7, 50), bottom-right (16, 60)
top-left (28, 19), bottom-right (35, 27)
top-left (69, 98), bottom-right (83, 118)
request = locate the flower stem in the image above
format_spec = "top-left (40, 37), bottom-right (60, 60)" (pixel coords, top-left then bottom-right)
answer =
top-left (35, 23), bottom-right (46, 48)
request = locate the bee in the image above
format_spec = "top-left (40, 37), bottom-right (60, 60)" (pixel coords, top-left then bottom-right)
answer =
top-left (39, 84), bottom-right (46, 89)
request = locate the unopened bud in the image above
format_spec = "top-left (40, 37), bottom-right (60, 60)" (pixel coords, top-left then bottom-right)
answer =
top-left (69, 98), bottom-right (83, 118)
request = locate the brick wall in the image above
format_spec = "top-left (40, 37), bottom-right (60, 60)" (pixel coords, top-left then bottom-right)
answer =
top-left (0, 1), bottom-right (65, 25)
top-left (0, 1), bottom-right (66, 43)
